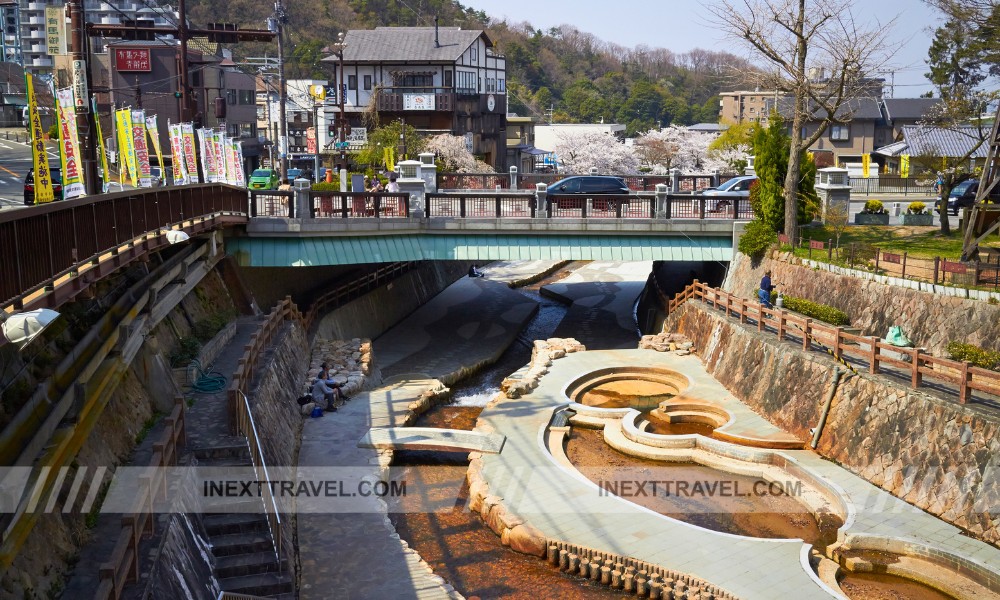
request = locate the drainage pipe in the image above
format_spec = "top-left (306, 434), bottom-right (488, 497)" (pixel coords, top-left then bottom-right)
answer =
top-left (811, 367), bottom-right (845, 449)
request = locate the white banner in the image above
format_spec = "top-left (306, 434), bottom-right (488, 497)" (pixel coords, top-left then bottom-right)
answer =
top-left (402, 93), bottom-right (435, 111)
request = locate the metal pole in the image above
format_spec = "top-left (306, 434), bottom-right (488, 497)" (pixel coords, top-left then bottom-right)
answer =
top-left (67, 0), bottom-right (98, 194)
top-left (313, 101), bottom-right (320, 182)
top-left (276, 2), bottom-right (288, 182)
top-left (339, 44), bottom-right (346, 171)
top-left (178, 0), bottom-right (191, 122)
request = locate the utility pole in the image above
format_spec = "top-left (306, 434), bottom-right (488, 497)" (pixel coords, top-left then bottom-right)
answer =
top-left (66, 0), bottom-right (99, 194)
top-left (177, 0), bottom-right (191, 122)
top-left (135, 77), bottom-right (142, 108)
top-left (272, 1), bottom-right (289, 182)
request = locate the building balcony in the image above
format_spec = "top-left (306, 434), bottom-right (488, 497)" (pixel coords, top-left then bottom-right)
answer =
top-left (32, 57), bottom-right (52, 67)
top-left (27, 17), bottom-right (44, 25)
top-left (24, 30), bottom-right (45, 39)
top-left (30, 44), bottom-right (44, 53)
top-left (100, 16), bottom-right (120, 24)
top-left (27, 3), bottom-right (47, 11)
top-left (376, 87), bottom-right (455, 112)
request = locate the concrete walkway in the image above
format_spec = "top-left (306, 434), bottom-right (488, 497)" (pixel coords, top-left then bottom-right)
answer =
top-left (543, 261), bottom-right (651, 350)
top-left (296, 275), bottom-right (540, 599)
top-left (477, 348), bottom-right (1000, 599)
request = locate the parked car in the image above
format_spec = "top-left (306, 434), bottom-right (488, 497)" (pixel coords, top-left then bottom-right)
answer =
top-left (548, 175), bottom-right (630, 195)
top-left (286, 168), bottom-right (303, 181)
top-left (945, 179), bottom-right (979, 215)
top-left (249, 168), bottom-right (280, 190)
top-left (702, 175), bottom-right (757, 209)
top-left (149, 166), bottom-right (170, 187)
top-left (547, 175), bottom-right (630, 212)
top-left (23, 167), bottom-right (64, 205)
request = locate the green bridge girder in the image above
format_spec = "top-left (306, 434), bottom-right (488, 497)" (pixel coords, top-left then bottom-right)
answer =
top-left (226, 234), bottom-right (734, 267)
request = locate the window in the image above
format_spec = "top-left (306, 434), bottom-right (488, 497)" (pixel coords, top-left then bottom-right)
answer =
top-left (239, 89), bottom-right (254, 105)
top-left (830, 124), bottom-right (850, 141)
top-left (444, 70), bottom-right (452, 88)
top-left (471, 47), bottom-right (478, 63)
top-left (456, 70), bottom-right (476, 93)
top-left (226, 89), bottom-right (237, 105)
top-left (497, 78), bottom-right (505, 93)
top-left (348, 75), bottom-right (357, 90)
top-left (363, 75), bottom-right (371, 91)
top-left (395, 73), bottom-right (433, 88)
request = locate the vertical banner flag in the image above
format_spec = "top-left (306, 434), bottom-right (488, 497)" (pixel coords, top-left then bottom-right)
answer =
top-left (26, 74), bottom-right (55, 204)
top-left (131, 109), bottom-right (152, 188)
top-left (145, 115), bottom-right (165, 183)
top-left (116, 108), bottom-right (137, 186)
top-left (92, 97), bottom-right (110, 192)
top-left (196, 128), bottom-right (216, 182)
top-left (181, 123), bottom-right (199, 183)
top-left (234, 141), bottom-right (246, 187)
top-left (862, 154), bottom-right (871, 179)
top-left (224, 135), bottom-right (236, 185)
top-left (214, 130), bottom-right (228, 184)
top-left (168, 124), bottom-right (188, 184)
top-left (55, 88), bottom-right (86, 199)
top-left (900, 155), bottom-right (910, 179)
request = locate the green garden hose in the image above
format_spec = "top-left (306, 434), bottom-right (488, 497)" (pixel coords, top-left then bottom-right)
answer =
top-left (187, 359), bottom-right (228, 393)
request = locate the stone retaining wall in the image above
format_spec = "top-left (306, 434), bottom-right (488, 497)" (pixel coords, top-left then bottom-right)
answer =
top-left (667, 301), bottom-right (1000, 546)
top-left (316, 261), bottom-right (475, 341)
top-left (724, 252), bottom-right (1000, 356)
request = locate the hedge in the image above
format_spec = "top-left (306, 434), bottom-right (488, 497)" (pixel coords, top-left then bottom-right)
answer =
top-left (946, 342), bottom-right (1000, 371)
top-left (776, 294), bottom-right (850, 326)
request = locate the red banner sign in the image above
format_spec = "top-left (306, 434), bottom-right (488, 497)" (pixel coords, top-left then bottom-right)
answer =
top-left (942, 261), bottom-right (967, 274)
top-left (809, 240), bottom-right (825, 250)
top-left (115, 48), bottom-right (151, 72)
top-left (881, 252), bottom-right (901, 264)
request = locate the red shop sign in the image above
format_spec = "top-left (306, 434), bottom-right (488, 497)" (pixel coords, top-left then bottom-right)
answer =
top-left (115, 48), bottom-right (151, 72)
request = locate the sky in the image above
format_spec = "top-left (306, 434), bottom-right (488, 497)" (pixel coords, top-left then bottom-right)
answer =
top-left (459, 0), bottom-right (943, 97)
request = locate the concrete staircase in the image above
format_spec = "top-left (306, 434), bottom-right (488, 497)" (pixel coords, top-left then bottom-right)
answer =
top-left (195, 446), bottom-right (293, 599)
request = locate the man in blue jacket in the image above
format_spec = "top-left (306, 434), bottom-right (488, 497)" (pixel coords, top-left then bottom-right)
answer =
top-left (759, 270), bottom-right (776, 308)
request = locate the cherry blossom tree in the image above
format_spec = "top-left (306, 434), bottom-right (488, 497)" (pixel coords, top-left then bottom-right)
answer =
top-left (425, 134), bottom-right (494, 172)
top-left (553, 130), bottom-right (640, 174)
top-left (634, 126), bottom-right (747, 173)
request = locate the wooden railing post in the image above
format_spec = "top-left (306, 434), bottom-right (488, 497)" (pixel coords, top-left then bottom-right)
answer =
top-left (902, 252), bottom-right (908, 279)
top-left (739, 298), bottom-right (747, 324)
top-left (757, 304), bottom-right (765, 332)
top-left (776, 309), bottom-right (786, 341)
top-left (802, 318), bottom-right (812, 350)
top-left (833, 327), bottom-right (843, 359)
top-left (959, 361), bottom-right (971, 404)
top-left (869, 336), bottom-right (880, 374)
top-left (934, 257), bottom-right (940, 285)
top-left (911, 348), bottom-right (923, 388)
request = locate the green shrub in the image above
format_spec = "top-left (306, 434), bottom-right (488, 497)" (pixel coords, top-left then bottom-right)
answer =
top-left (311, 182), bottom-right (340, 191)
top-left (907, 202), bottom-right (926, 215)
top-left (169, 337), bottom-right (201, 367)
top-left (779, 295), bottom-right (850, 326)
top-left (862, 199), bottom-right (887, 214)
top-left (738, 219), bottom-right (778, 260)
top-left (946, 341), bottom-right (1000, 370)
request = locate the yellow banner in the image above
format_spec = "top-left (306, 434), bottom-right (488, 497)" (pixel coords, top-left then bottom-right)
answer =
top-left (26, 74), bottom-right (55, 204)
top-left (862, 154), bottom-right (870, 179)
top-left (56, 88), bottom-right (85, 199)
top-left (93, 97), bottom-right (109, 191)
top-left (900, 155), bottom-right (910, 179)
top-left (116, 108), bottom-right (138, 185)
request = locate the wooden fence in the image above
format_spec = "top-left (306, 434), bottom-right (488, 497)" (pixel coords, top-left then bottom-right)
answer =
top-left (779, 235), bottom-right (1000, 290)
top-left (669, 282), bottom-right (1000, 405)
top-left (95, 397), bottom-right (186, 600)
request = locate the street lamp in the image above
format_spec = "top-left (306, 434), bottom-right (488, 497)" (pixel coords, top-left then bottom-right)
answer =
top-left (331, 33), bottom-right (347, 174)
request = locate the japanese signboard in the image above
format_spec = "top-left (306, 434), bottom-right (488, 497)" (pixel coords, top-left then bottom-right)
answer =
top-left (92, 97), bottom-right (110, 192)
top-left (26, 74), bottom-right (55, 204)
top-left (169, 124), bottom-right (189, 184)
top-left (402, 94), bottom-right (435, 111)
top-left (71, 60), bottom-right (88, 112)
top-left (181, 123), bottom-right (200, 183)
top-left (306, 127), bottom-right (316, 154)
top-left (114, 48), bottom-right (151, 72)
top-left (45, 7), bottom-right (65, 56)
top-left (115, 108), bottom-right (137, 187)
top-left (56, 88), bottom-right (85, 199)
top-left (145, 115), bottom-right (164, 181)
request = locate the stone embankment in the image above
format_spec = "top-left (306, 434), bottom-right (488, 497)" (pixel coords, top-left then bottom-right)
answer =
top-left (639, 332), bottom-right (695, 355)
top-left (725, 251), bottom-right (1000, 356)
top-left (500, 338), bottom-right (585, 398)
top-left (667, 300), bottom-right (1000, 546)
top-left (304, 337), bottom-right (374, 402)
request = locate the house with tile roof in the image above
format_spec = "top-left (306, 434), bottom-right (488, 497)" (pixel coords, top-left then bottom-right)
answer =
top-left (321, 26), bottom-right (507, 170)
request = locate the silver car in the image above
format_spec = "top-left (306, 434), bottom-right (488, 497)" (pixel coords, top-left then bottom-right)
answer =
top-left (702, 175), bottom-right (757, 211)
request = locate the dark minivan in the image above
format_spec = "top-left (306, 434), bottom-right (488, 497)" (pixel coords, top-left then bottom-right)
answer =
top-left (946, 179), bottom-right (978, 215)
top-left (548, 176), bottom-right (630, 195)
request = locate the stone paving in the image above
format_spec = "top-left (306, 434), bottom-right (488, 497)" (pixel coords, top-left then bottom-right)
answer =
top-left (296, 274), bottom-right (541, 599)
top-left (476, 348), bottom-right (1000, 599)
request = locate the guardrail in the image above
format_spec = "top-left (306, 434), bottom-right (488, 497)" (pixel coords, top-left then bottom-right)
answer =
top-left (95, 397), bottom-right (186, 600)
top-left (669, 281), bottom-right (1000, 404)
top-left (418, 193), bottom-right (753, 220)
top-left (849, 176), bottom-right (935, 196)
top-left (249, 189), bottom-right (294, 217)
top-left (303, 261), bottom-right (418, 330)
top-left (441, 172), bottom-right (737, 192)
top-left (0, 184), bottom-right (249, 311)
top-left (310, 192), bottom-right (410, 218)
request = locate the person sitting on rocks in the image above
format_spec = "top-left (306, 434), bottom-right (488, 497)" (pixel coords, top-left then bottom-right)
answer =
top-left (312, 363), bottom-right (345, 411)
top-left (468, 264), bottom-right (485, 278)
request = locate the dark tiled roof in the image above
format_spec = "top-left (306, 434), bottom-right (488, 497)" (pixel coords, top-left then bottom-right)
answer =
top-left (883, 98), bottom-right (940, 121)
top-left (775, 97), bottom-right (883, 121)
top-left (899, 125), bottom-right (990, 158)
top-left (328, 27), bottom-right (489, 63)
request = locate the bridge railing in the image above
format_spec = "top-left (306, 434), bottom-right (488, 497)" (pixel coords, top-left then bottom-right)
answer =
top-left (546, 194), bottom-right (655, 219)
top-left (250, 190), bottom-right (294, 217)
top-left (443, 172), bottom-right (737, 192)
top-left (667, 195), bottom-right (751, 220)
top-left (425, 192), bottom-right (536, 218)
top-left (0, 184), bottom-right (248, 311)
top-left (310, 192), bottom-right (410, 218)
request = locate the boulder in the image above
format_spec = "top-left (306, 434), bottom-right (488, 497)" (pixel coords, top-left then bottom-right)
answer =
top-left (507, 523), bottom-right (547, 557)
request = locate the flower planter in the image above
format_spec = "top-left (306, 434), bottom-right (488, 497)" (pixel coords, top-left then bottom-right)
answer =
top-left (855, 213), bottom-right (890, 225)
top-left (902, 213), bottom-right (933, 226)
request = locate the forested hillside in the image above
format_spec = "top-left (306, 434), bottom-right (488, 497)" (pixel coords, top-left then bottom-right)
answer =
top-left (183, 0), bottom-right (752, 132)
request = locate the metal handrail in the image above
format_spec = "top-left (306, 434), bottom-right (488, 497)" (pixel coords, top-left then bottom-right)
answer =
top-left (236, 390), bottom-right (282, 565)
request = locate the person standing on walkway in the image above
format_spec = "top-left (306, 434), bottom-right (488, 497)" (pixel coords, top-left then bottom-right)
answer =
top-left (759, 270), bottom-right (776, 308)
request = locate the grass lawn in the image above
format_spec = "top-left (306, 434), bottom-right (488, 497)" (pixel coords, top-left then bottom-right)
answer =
top-left (792, 224), bottom-right (1000, 260)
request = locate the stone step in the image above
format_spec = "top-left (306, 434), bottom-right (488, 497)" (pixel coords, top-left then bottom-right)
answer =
top-left (210, 531), bottom-right (276, 557)
top-left (217, 572), bottom-right (293, 597)
top-left (196, 456), bottom-right (253, 468)
top-left (215, 551), bottom-right (286, 579)
top-left (203, 513), bottom-right (269, 536)
top-left (193, 444), bottom-right (250, 461)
